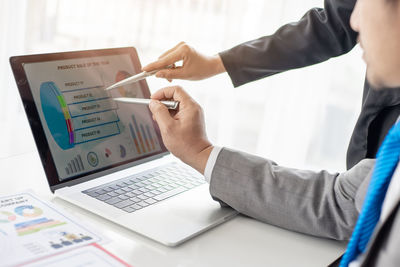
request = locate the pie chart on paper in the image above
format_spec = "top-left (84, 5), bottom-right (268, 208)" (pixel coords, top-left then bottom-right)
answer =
top-left (14, 205), bottom-right (43, 218)
top-left (0, 211), bottom-right (16, 223)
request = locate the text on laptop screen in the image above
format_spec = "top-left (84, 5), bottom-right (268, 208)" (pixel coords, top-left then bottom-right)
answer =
top-left (23, 54), bottom-right (163, 181)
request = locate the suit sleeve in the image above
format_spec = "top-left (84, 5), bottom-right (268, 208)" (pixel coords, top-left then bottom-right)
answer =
top-left (209, 147), bottom-right (374, 240)
top-left (219, 0), bottom-right (358, 87)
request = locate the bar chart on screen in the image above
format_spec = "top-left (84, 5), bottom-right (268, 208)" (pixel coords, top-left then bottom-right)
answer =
top-left (127, 114), bottom-right (157, 155)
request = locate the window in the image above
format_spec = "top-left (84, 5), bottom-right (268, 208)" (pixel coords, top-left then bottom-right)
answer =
top-left (0, 0), bottom-right (365, 172)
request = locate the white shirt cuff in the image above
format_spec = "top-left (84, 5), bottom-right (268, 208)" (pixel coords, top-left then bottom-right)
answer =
top-left (204, 146), bottom-right (222, 184)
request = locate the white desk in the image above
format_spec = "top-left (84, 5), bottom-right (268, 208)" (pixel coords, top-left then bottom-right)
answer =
top-left (0, 151), bottom-right (346, 267)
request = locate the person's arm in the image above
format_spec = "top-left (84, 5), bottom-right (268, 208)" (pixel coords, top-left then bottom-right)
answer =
top-left (210, 147), bottom-right (373, 240)
top-left (149, 86), bottom-right (372, 240)
top-left (221, 0), bottom-right (358, 87)
top-left (143, 0), bottom-right (357, 85)
top-left (143, 43), bottom-right (226, 82)
top-left (148, 86), bottom-right (214, 174)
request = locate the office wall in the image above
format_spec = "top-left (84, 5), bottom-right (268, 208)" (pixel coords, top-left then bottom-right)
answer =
top-left (0, 0), bottom-right (365, 173)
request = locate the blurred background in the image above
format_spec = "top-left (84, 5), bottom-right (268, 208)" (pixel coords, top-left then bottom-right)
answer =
top-left (0, 0), bottom-right (365, 173)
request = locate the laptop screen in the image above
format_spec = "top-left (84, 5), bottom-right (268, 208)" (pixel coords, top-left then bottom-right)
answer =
top-left (10, 48), bottom-right (168, 189)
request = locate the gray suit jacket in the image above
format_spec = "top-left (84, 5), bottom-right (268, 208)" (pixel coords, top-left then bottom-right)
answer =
top-left (215, 0), bottom-right (400, 265)
top-left (209, 148), bottom-right (400, 266)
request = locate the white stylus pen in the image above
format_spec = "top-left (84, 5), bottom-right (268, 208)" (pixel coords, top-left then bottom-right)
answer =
top-left (113, 97), bottom-right (179, 110)
top-left (105, 64), bottom-right (174, 91)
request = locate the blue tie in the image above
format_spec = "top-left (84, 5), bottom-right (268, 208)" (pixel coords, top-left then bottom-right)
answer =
top-left (340, 122), bottom-right (400, 267)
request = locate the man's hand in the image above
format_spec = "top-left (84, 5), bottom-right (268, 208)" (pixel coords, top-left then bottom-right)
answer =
top-left (142, 42), bottom-right (226, 82)
top-left (148, 86), bottom-right (213, 174)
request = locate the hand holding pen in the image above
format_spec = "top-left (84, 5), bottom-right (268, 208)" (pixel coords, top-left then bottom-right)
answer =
top-left (105, 64), bottom-right (179, 110)
top-left (142, 42), bottom-right (225, 82)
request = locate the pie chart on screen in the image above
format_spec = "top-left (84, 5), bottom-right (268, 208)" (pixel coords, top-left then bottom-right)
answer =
top-left (114, 70), bottom-right (139, 98)
top-left (115, 70), bottom-right (131, 97)
top-left (40, 81), bottom-right (75, 150)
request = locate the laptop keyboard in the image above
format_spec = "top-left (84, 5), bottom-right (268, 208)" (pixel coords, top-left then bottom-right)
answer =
top-left (82, 163), bottom-right (206, 213)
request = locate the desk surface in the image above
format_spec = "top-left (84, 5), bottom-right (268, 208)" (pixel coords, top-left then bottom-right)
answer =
top-left (0, 151), bottom-right (346, 267)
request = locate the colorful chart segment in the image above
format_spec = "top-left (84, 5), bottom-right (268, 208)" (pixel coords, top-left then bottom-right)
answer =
top-left (65, 155), bottom-right (85, 175)
top-left (146, 124), bottom-right (156, 150)
top-left (114, 70), bottom-right (138, 98)
top-left (50, 232), bottom-right (93, 249)
top-left (0, 211), bottom-right (17, 223)
top-left (41, 82), bottom-right (75, 150)
top-left (14, 205), bottom-right (43, 218)
top-left (14, 217), bottom-right (67, 236)
top-left (129, 123), bottom-right (141, 154)
top-left (128, 114), bottom-right (156, 155)
top-left (40, 82), bottom-right (121, 150)
top-left (56, 92), bottom-right (74, 145)
top-left (1, 205), bottom-right (43, 224)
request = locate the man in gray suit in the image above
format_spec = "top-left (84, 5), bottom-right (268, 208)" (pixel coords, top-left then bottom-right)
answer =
top-left (145, 0), bottom-right (400, 266)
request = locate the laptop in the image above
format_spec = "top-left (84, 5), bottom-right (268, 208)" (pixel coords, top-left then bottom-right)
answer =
top-left (9, 47), bottom-right (237, 246)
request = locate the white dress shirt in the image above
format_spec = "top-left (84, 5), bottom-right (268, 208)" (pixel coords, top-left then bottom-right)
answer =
top-left (203, 146), bottom-right (222, 183)
top-left (380, 162), bottom-right (400, 223)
